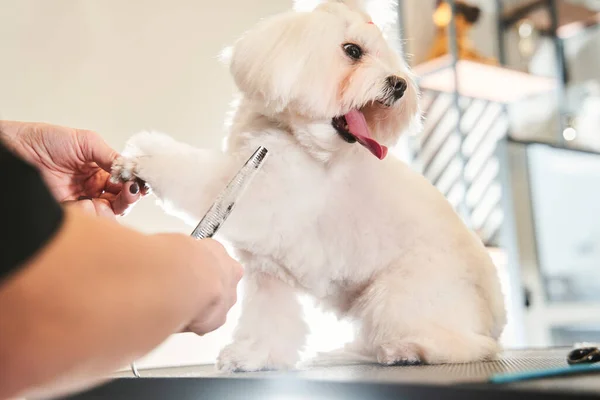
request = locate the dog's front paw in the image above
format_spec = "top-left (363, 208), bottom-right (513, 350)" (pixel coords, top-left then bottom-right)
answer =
top-left (110, 156), bottom-right (140, 183)
top-left (216, 340), bottom-right (297, 373)
top-left (110, 131), bottom-right (178, 184)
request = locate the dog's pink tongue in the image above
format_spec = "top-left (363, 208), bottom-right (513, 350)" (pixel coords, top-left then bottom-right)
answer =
top-left (345, 109), bottom-right (388, 160)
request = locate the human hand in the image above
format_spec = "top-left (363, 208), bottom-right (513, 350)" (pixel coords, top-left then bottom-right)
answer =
top-left (182, 239), bottom-right (244, 336)
top-left (0, 121), bottom-right (146, 217)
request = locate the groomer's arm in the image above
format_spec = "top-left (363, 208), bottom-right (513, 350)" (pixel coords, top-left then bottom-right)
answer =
top-left (0, 139), bottom-right (242, 399)
top-left (0, 209), bottom-right (231, 399)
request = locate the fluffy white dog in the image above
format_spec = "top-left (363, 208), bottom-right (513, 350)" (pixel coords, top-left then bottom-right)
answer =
top-left (112, 0), bottom-right (506, 371)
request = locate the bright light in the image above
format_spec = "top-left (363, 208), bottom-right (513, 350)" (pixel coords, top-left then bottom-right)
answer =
top-left (563, 127), bottom-right (577, 141)
top-left (518, 21), bottom-right (533, 38)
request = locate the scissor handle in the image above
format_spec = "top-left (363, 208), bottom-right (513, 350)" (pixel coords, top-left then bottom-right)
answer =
top-left (567, 347), bottom-right (600, 365)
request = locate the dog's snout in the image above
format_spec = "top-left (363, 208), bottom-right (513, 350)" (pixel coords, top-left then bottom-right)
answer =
top-left (387, 76), bottom-right (407, 100)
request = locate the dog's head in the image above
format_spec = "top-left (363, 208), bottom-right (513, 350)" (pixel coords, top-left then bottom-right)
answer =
top-left (227, 0), bottom-right (420, 161)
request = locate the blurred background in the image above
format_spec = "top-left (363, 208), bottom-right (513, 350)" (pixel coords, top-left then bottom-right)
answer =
top-left (1, 0), bottom-right (599, 370)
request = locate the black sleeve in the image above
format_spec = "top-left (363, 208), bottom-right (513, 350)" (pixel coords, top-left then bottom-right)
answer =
top-left (0, 139), bottom-right (64, 283)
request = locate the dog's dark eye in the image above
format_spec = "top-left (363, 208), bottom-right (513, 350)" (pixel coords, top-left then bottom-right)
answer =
top-left (343, 43), bottom-right (363, 60)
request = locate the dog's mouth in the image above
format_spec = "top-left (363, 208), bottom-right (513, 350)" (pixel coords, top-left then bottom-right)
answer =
top-left (332, 108), bottom-right (388, 160)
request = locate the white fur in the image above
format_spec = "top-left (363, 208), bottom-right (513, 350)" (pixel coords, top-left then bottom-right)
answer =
top-left (112, 0), bottom-right (506, 371)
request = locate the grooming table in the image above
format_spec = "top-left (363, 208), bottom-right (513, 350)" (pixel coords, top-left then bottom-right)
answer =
top-left (64, 348), bottom-right (600, 399)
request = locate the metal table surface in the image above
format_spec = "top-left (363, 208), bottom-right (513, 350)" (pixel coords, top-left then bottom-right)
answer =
top-left (63, 348), bottom-right (600, 399)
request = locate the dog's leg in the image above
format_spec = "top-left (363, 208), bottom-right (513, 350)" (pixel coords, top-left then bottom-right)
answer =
top-left (353, 268), bottom-right (500, 365)
top-left (217, 264), bottom-right (308, 372)
top-left (111, 131), bottom-right (241, 221)
top-left (373, 330), bottom-right (499, 365)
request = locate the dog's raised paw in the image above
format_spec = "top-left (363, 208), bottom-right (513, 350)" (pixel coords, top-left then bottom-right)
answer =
top-left (110, 156), bottom-right (139, 184)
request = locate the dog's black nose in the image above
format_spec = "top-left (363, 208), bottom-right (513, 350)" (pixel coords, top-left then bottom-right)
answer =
top-left (387, 76), bottom-right (407, 100)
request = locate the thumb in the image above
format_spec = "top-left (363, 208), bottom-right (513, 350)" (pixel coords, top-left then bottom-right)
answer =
top-left (76, 129), bottom-right (119, 172)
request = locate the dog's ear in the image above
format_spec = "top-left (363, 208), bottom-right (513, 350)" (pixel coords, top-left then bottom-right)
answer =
top-left (229, 11), bottom-right (326, 113)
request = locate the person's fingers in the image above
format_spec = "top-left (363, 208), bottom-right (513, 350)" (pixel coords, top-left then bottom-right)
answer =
top-left (63, 199), bottom-right (96, 215)
top-left (234, 262), bottom-right (244, 282)
top-left (63, 198), bottom-right (116, 219)
top-left (105, 178), bottom-right (150, 197)
top-left (107, 181), bottom-right (142, 215)
top-left (76, 129), bottom-right (119, 172)
top-left (103, 178), bottom-right (123, 195)
top-left (203, 238), bottom-right (227, 253)
top-left (189, 311), bottom-right (227, 337)
top-left (91, 199), bottom-right (117, 219)
top-left (229, 289), bottom-right (238, 309)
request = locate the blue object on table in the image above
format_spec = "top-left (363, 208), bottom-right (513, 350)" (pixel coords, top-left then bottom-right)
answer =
top-left (490, 363), bottom-right (600, 384)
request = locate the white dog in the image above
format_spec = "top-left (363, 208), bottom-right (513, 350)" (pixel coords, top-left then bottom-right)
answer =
top-left (112, 0), bottom-right (506, 371)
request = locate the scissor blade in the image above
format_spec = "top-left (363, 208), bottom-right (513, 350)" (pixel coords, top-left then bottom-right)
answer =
top-left (190, 146), bottom-right (268, 240)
